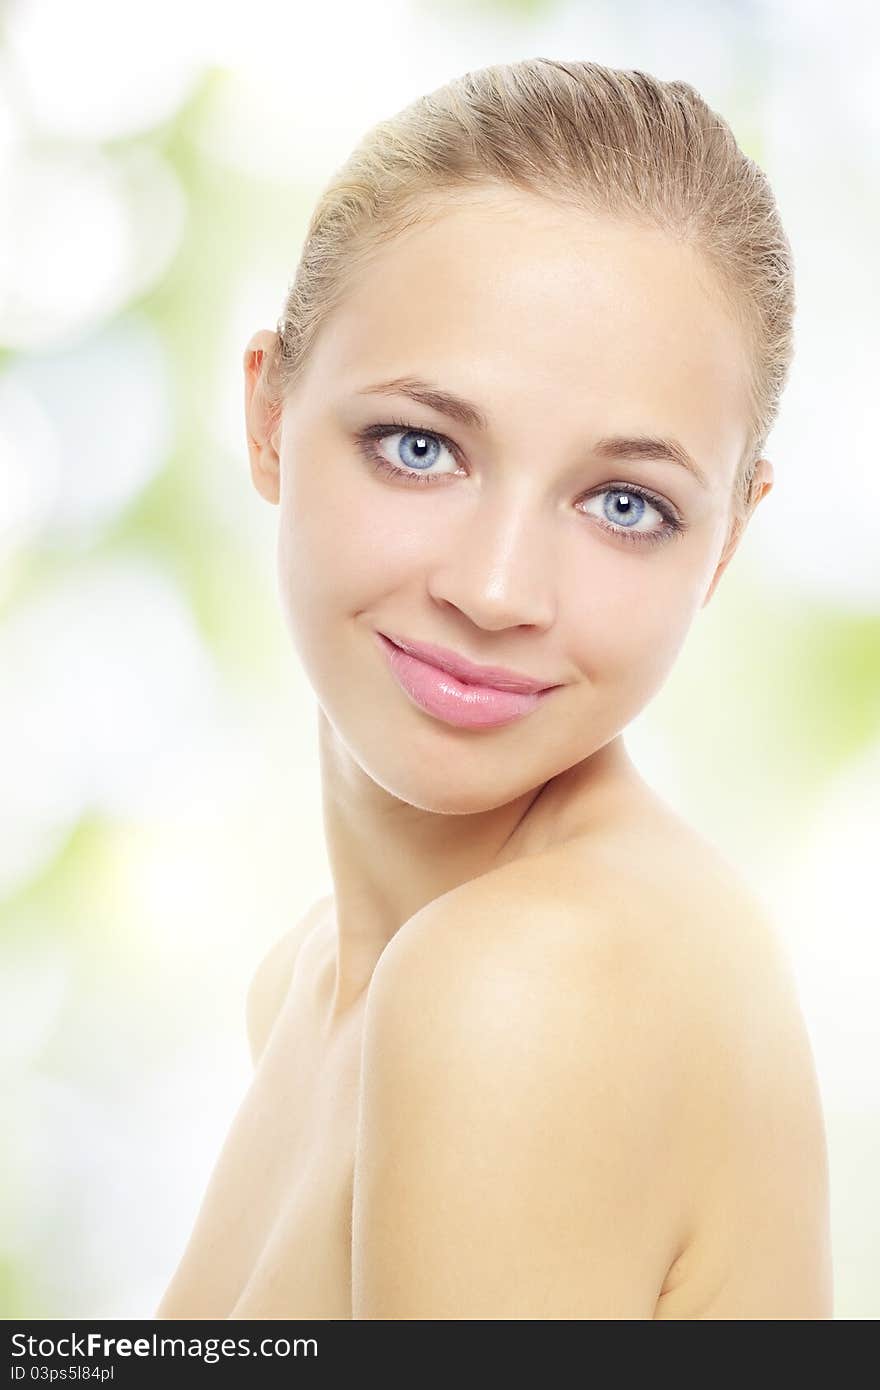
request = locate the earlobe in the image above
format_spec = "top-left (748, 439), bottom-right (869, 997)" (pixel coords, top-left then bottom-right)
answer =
top-left (243, 329), bottom-right (282, 506)
top-left (755, 457), bottom-right (775, 502)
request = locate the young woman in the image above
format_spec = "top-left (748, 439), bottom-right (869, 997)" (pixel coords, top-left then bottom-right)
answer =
top-left (156, 58), bottom-right (832, 1320)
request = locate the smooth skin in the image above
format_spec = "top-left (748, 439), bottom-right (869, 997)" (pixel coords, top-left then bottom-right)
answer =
top-left (156, 185), bottom-right (831, 1319)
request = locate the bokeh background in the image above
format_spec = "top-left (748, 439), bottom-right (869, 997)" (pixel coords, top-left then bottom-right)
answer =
top-left (1, 0), bottom-right (877, 1320)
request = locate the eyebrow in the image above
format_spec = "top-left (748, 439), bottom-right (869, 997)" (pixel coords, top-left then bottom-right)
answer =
top-left (357, 375), bottom-right (710, 489)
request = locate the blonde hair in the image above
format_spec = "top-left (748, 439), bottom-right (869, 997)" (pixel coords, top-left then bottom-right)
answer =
top-left (265, 58), bottom-right (795, 528)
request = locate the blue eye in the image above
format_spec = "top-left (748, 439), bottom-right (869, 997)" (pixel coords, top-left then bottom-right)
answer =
top-left (577, 486), bottom-right (681, 547)
top-left (605, 490), bottom-right (646, 527)
top-left (395, 431), bottom-right (442, 471)
top-left (354, 421), bottom-right (461, 484)
top-left (352, 419), bottom-right (686, 548)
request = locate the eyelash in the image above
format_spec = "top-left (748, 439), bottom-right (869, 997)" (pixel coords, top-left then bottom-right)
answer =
top-left (353, 417), bottom-right (687, 549)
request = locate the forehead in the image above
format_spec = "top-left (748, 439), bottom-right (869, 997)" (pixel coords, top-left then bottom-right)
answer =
top-left (302, 189), bottom-right (751, 476)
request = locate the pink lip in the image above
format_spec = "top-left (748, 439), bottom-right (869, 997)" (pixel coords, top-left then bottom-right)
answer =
top-left (375, 631), bottom-right (559, 730)
top-left (378, 632), bottom-right (556, 693)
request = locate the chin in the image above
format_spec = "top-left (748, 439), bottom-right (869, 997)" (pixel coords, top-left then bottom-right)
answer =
top-left (365, 767), bottom-right (537, 816)
top-left (336, 728), bottom-right (550, 811)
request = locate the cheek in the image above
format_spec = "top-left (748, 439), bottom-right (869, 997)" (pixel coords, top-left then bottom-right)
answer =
top-left (277, 452), bottom-right (422, 626)
top-left (561, 544), bottom-right (707, 694)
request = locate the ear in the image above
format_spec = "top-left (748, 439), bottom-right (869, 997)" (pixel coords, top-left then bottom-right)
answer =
top-left (702, 458), bottom-right (774, 608)
top-left (244, 329), bottom-right (283, 505)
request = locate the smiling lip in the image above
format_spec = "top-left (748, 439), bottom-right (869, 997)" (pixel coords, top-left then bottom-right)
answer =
top-left (375, 631), bottom-right (560, 731)
top-left (378, 632), bottom-right (556, 693)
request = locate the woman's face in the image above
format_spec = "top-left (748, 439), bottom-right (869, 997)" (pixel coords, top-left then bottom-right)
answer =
top-left (246, 187), bottom-right (770, 814)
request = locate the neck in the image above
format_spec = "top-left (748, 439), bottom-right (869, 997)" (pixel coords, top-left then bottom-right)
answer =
top-left (315, 708), bottom-right (639, 1018)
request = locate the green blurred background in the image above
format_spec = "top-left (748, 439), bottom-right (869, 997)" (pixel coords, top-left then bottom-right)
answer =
top-left (1, 0), bottom-right (877, 1319)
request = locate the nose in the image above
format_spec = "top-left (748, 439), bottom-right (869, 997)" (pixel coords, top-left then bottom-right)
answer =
top-left (424, 485), bottom-right (557, 632)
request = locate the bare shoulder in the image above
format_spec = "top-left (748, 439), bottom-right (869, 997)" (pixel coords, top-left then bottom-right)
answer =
top-left (356, 810), bottom-right (832, 1318)
top-left (353, 847), bottom-right (727, 1318)
top-left (366, 815), bottom-right (790, 1117)
top-left (245, 894), bottom-right (333, 1066)
top-left (545, 804), bottom-right (833, 1318)
top-left (370, 801), bottom-right (795, 1045)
